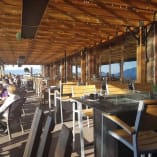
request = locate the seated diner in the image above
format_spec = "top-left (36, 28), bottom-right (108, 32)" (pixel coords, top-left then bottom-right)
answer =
top-left (0, 85), bottom-right (20, 133)
top-left (0, 83), bottom-right (8, 101)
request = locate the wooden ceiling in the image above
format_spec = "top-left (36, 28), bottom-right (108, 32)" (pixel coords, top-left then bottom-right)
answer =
top-left (0, 0), bottom-right (157, 65)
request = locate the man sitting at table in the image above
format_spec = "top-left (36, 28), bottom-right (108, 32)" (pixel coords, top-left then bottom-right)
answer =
top-left (0, 85), bottom-right (20, 133)
top-left (0, 84), bottom-right (8, 101)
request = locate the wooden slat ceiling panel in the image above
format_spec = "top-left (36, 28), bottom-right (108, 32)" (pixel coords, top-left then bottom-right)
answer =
top-left (0, 0), bottom-right (156, 65)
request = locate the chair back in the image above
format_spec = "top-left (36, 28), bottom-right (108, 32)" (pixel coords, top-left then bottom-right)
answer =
top-left (54, 124), bottom-right (73, 157)
top-left (72, 85), bottom-right (96, 98)
top-left (36, 115), bottom-right (55, 157)
top-left (72, 85), bottom-right (86, 97)
top-left (61, 83), bottom-right (76, 96)
top-left (136, 100), bottom-right (157, 131)
top-left (23, 107), bottom-right (44, 157)
top-left (84, 85), bottom-right (96, 95)
top-left (8, 98), bottom-right (25, 120)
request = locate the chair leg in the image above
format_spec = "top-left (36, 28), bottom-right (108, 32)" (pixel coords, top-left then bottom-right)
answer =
top-left (77, 105), bottom-right (85, 157)
top-left (60, 100), bottom-right (63, 124)
top-left (87, 116), bottom-right (90, 128)
top-left (85, 105), bottom-right (90, 128)
top-left (7, 122), bottom-right (11, 140)
top-left (22, 106), bottom-right (25, 116)
top-left (78, 110), bottom-right (81, 128)
top-left (72, 102), bottom-right (76, 150)
top-left (54, 95), bottom-right (57, 124)
top-left (101, 114), bottom-right (104, 157)
top-left (19, 119), bottom-right (24, 134)
top-left (48, 89), bottom-right (51, 109)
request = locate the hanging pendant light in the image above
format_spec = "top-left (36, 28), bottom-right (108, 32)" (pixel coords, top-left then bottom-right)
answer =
top-left (16, 32), bottom-right (22, 40)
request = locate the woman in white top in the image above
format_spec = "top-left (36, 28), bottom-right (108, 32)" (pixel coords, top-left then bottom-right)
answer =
top-left (0, 85), bottom-right (20, 119)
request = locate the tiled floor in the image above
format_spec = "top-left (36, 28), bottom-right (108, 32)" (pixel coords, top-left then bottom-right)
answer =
top-left (0, 91), bottom-right (94, 157)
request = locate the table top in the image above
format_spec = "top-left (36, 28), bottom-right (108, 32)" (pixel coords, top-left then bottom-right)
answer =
top-left (72, 92), bottom-right (151, 115)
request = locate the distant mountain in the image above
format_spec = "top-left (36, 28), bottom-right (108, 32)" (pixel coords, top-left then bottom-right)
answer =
top-left (5, 68), bottom-right (41, 75)
top-left (100, 67), bottom-right (136, 80)
top-left (123, 67), bottom-right (136, 80)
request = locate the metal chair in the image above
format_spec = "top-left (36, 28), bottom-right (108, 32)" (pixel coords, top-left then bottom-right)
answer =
top-left (71, 85), bottom-right (96, 157)
top-left (54, 82), bottom-right (76, 124)
top-left (1, 98), bottom-right (25, 140)
top-left (102, 99), bottom-right (157, 157)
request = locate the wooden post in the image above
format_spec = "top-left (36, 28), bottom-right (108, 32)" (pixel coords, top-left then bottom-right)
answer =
top-left (154, 22), bottom-right (157, 84)
top-left (136, 23), bottom-right (146, 83)
top-left (81, 51), bottom-right (86, 83)
top-left (64, 51), bottom-right (67, 82)
top-left (61, 60), bottom-right (64, 82)
top-left (67, 57), bottom-right (72, 81)
top-left (76, 64), bottom-right (78, 80)
top-left (120, 45), bottom-right (124, 82)
top-left (108, 51), bottom-right (111, 80)
top-left (88, 52), bottom-right (96, 79)
top-left (136, 46), bottom-right (146, 83)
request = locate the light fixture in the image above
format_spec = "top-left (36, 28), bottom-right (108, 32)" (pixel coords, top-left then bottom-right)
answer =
top-left (16, 32), bottom-right (22, 40)
top-left (17, 56), bottom-right (26, 67)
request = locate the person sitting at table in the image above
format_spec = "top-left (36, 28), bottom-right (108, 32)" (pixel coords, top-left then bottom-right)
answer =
top-left (41, 81), bottom-right (48, 105)
top-left (2, 78), bottom-right (10, 90)
top-left (0, 84), bottom-right (8, 101)
top-left (0, 85), bottom-right (20, 133)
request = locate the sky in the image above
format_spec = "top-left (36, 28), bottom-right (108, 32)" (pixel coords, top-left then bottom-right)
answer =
top-left (4, 65), bottom-right (41, 75)
top-left (4, 65), bottom-right (41, 70)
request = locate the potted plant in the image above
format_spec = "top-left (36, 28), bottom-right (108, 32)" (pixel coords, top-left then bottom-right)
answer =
top-left (151, 84), bottom-right (157, 98)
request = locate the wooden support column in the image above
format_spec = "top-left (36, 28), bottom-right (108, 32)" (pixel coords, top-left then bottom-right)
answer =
top-left (49, 64), bottom-right (53, 85)
top-left (120, 45), bottom-right (124, 82)
top-left (76, 64), bottom-right (78, 80)
top-left (147, 21), bottom-right (157, 84)
top-left (53, 63), bottom-right (56, 81)
top-left (154, 22), bottom-right (157, 84)
top-left (137, 46), bottom-right (146, 83)
top-left (95, 56), bottom-right (100, 78)
top-left (108, 51), bottom-right (111, 80)
top-left (67, 57), bottom-right (72, 81)
top-left (44, 64), bottom-right (50, 78)
top-left (88, 52), bottom-right (96, 79)
top-left (86, 51), bottom-right (88, 81)
top-left (136, 23), bottom-right (146, 83)
top-left (61, 60), bottom-right (64, 82)
top-left (120, 62), bottom-right (124, 82)
top-left (55, 62), bottom-right (60, 83)
top-left (64, 51), bottom-right (67, 82)
top-left (81, 51), bottom-right (86, 83)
